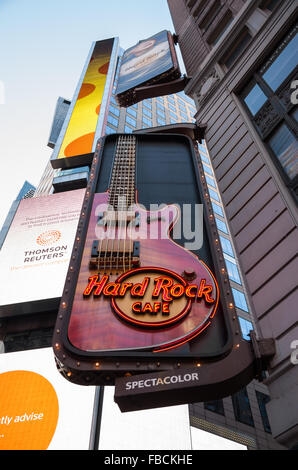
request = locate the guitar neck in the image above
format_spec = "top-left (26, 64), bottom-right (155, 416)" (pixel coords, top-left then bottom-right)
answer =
top-left (108, 134), bottom-right (136, 211)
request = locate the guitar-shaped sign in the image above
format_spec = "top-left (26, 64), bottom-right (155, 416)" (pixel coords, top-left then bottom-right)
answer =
top-left (67, 134), bottom-right (219, 353)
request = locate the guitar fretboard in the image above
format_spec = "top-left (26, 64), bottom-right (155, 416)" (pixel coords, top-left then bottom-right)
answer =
top-left (108, 134), bottom-right (136, 211)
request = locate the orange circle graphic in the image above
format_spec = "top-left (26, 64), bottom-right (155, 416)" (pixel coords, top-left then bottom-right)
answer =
top-left (98, 61), bottom-right (110, 74)
top-left (64, 132), bottom-right (95, 157)
top-left (0, 371), bottom-right (59, 450)
top-left (77, 83), bottom-right (96, 100)
top-left (36, 230), bottom-right (61, 246)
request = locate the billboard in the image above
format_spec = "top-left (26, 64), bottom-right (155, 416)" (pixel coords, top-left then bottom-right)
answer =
top-left (98, 387), bottom-right (191, 450)
top-left (0, 189), bottom-right (85, 315)
top-left (115, 31), bottom-right (181, 106)
top-left (51, 38), bottom-right (118, 169)
top-left (52, 133), bottom-right (259, 397)
top-left (0, 348), bottom-right (96, 450)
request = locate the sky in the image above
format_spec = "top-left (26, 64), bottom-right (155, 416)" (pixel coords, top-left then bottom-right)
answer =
top-left (0, 0), bottom-right (182, 229)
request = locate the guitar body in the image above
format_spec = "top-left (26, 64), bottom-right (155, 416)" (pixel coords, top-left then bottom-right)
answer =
top-left (68, 191), bottom-right (218, 353)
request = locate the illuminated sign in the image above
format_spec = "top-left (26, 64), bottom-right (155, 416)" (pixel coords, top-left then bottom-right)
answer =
top-left (51, 38), bottom-right (118, 168)
top-left (0, 348), bottom-right (96, 450)
top-left (115, 31), bottom-right (181, 107)
top-left (53, 134), bottom-right (260, 406)
top-left (83, 267), bottom-right (217, 341)
top-left (0, 189), bottom-right (85, 315)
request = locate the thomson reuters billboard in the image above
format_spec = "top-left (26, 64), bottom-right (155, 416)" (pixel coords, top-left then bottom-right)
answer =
top-left (51, 38), bottom-right (118, 169)
top-left (0, 189), bottom-right (85, 314)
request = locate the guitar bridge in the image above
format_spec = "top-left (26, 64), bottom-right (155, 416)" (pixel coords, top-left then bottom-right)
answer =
top-left (89, 240), bottom-right (140, 273)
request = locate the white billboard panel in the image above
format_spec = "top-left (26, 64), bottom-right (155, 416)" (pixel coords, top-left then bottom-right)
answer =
top-left (0, 189), bottom-right (85, 309)
top-left (0, 348), bottom-right (96, 450)
top-left (98, 386), bottom-right (191, 450)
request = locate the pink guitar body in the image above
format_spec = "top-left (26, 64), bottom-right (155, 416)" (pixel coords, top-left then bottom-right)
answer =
top-left (68, 192), bottom-right (218, 353)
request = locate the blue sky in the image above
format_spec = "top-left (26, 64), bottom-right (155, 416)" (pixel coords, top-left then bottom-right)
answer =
top-left (0, 0), bottom-right (181, 227)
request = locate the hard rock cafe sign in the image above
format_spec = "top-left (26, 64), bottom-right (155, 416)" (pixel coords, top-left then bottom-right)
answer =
top-left (53, 134), bottom-right (264, 411)
top-left (82, 266), bottom-right (218, 352)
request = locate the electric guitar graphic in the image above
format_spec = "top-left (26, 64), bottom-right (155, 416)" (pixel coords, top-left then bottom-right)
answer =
top-left (67, 134), bottom-right (219, 354)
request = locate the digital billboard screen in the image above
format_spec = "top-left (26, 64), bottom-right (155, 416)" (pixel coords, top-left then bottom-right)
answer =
top-left (0, 348), bottom-right (96, 450)
top-left (0, 189), bottom-right (85, 315)
top-left (116, 30), bottom-right (180, 98)
top-left (51, 38), bottom-right (117, 168)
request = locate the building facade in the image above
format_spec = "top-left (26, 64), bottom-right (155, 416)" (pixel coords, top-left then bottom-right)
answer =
top-left (168, 0), bottom-right (298, 448)
top-left (0, 181), bottom-right (35, 249)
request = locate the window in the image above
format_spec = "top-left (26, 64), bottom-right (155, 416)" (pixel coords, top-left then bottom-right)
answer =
top-left (232, 388), bottom-right (254, 427)
top-left (262, 33), bottom-right (298, 91)
top-left (244, 84), bottom-right (268, 116)
top-left (239, 317), bottom-right (253, 341)
top-left (142, 117), bottom-right (152, 127)
top-left (208, 10), bottom-right (234, 46)
top-left (215, 218), bottom-right (229, 234)
top-left (202, 163), bottom-right (213, 176)
top-left (199, 0), bottom-right (222, 31)
top-left (124, 125), bottom-right (133, 134)
top-left (260, 0), bottom-right (280, 11)
top-left (126, 115), bottom-right (136, 127)
top-left (198, 142), bottom-right (207, 153)
top-left (232, 288), bottom-right (249, 312)
top-left (268, 123), bottom-right (298, 181)
top-left (205, 175), bottom-right (216, 188)
top-left (167, 96), bottom-right (175, 104)
top-left (200, 152), bottom-right (210, 164)
top-left (105, 125), bottom-right (116, 135)
top-left (143, 107), bottom-right (152, 119)
top-left (157, 108), bottom-right (166, 119)
top-left (143, 100), bottom-right (152, 109)
top-left (211, 202), bottom-right (224, 217)
top-left (168, 103), bottom-right (176, 113)
top-left (219, 236), bottom-right (234, 257)
top-left (225, 258), bottom-right (241, 284)
top-left (107, 114), bottom-right (118, 127)
top-left (169, 111), bottom-right (177, 120)
top-left (178, 99), bottom-right (186, 109)
top-left (221, 27), bottom-right (252, 69)
top-left (110, 95), bottom-right (117, 105)
top-left (204, 400), bottom-right (225, 415)
top-left (157, 117), bottom-right (166, 126)
top-left (241, 27), bottom-right (298, 198)
top-left (180, 112), bottom-right (188, 121)
top-left (170, 118), bottom-right (177, 124)
top-left (127, 107), bottom-right (137, 118)
top-left (109, 104), bottom-right (120, 116)
top-left (208, 188), bottom-right (220, 202)
top-left (256, 391), bottom-right (272, 433)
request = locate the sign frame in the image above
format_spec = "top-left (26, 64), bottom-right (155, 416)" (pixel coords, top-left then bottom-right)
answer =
top-left (115, 31), bottom-right (182, 107)
top-left (52, 133), bottom-right (264, 392)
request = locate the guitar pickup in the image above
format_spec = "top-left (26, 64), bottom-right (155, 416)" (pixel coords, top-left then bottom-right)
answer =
top-left (89, 240), bottom-right (140, 270)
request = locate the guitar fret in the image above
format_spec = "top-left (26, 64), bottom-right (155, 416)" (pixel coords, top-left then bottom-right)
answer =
top-left (108, 135), bottom-right (136, 211)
